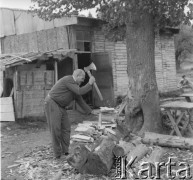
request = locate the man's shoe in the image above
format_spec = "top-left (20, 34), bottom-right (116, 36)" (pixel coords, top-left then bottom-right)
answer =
top-left (64, 152), bottom-right (69, 156)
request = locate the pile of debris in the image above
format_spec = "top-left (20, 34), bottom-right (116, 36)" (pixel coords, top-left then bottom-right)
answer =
top-left (5, 145), bottom-right (73, 179)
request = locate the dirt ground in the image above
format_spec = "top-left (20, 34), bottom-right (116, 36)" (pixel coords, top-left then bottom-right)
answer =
top-left (1, 110), bottom-right (98, 180)
top-left (1, 109), bottom-right (193, 180)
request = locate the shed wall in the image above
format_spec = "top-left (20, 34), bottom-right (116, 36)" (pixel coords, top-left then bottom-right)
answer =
top-left (93, 30), bottom-right (177, 97)
top-left (15, 64), bottom-right (54, 118)
top-left (0, 8), bottom-right (77, 38)
top-left (1, 26), bottom-right (70, 54)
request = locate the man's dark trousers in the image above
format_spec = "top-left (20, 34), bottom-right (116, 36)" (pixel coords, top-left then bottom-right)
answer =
top-left (44, 96), bottom-right (71, 157)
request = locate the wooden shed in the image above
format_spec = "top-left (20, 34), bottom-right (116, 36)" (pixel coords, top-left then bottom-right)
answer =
top-left (0, 8), bottom-right (179, 119)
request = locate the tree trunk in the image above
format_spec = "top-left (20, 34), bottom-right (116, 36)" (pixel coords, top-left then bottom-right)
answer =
top-left (125, 9), bottom-right (162, 134)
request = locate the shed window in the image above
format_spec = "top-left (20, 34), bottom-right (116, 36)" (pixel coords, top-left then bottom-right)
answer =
top-left (76, 31), bottom-right (91, 52)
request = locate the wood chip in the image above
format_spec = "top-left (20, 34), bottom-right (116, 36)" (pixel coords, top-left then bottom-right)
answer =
top-left (7, 164), bottom-right (21, 168)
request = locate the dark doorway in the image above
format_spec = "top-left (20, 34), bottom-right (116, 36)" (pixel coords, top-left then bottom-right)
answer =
top-left (77, 53), bottom-right (92, 106)
top-left (92, 52), bottom-right (114, 107)
top-left (57, 57), bottom-right (73, 80)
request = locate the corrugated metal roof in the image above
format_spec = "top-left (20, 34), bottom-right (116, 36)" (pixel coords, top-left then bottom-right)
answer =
top-left (0, 52), bottom-right (38, 70)
top-left (0, 49), bottom-right (77, 70)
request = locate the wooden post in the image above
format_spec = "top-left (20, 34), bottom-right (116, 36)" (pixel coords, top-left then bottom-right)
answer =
top-left (13, 67), bottom-right (17, 117)
top-left (74, 53), bottom-right (78, 70)
top-left (54, 61), bottom-right (58, 83)
top-left (13, 67), bottom-right (17, 101)
top-left (73, 53), bottom-right (78, 110)
top-left (44, 71), bottom-right (47, 98)
top-left (98, 112), bottom-right (102, 128)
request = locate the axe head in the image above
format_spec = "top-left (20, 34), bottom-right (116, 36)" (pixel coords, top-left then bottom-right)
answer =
top-left (84, 62), bottom-right (97, 72)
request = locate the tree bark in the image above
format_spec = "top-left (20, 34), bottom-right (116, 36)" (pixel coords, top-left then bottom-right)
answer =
top-left (125, 9), bottom-right (162, 134)
top-left (142, 132), bottom-right (193, 150)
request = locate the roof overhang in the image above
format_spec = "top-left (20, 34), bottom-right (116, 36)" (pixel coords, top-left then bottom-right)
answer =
top-left (0, 49), bottom-right (77, 71)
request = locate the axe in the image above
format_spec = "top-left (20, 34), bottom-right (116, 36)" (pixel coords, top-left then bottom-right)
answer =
top-left (84, 63), bottom-right (104, 101)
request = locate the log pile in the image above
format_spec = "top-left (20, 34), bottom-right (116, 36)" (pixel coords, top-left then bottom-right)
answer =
top-left (66, 106), bottom-right (193, 177)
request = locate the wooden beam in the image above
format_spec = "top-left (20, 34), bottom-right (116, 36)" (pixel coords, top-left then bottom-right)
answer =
top-left (54, 61), bottom-right (58, 83)
top-left (13, 67), bottom-right (17, 101)
top-left (74, 53), bottom-right (78, 70)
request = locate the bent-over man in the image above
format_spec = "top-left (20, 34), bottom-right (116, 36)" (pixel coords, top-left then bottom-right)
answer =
top-left (44, 69), bottom-right (95, 159)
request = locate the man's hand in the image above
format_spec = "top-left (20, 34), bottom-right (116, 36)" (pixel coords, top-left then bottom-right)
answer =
top-left (89, 76), bottom-right (95, 85)
top-left (90, 109), bottom-right (99, 115)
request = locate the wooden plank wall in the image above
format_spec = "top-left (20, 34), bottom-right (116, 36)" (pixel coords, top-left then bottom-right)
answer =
top-left (93, 30), bottom-right (128, 98)
top-left (155, 34), bottom-right (177, 92)
top-left (114, 41), bottom-right (128, 97)
top-left (2, 26), bottom-right (70, 54)
top-left (0, 97), bottom-right (15, 121)
top-left (155, 34), bottom-right (164, 91)
top-left (0, 8), bottom-right (78, 38)
top-left (15, 64), bottom-right (54, 118)
top-left (93, 30), bottom-right (177, 97)
top-left (160, 35), bottom-right (177, 92)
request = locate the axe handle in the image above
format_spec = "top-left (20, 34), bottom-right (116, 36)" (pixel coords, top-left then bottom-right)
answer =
top-left (86, 71), bottom-right (103, 101)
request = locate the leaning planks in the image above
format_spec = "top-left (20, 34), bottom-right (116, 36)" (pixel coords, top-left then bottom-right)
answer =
top-left (0, 97), bottom-right (15, 121)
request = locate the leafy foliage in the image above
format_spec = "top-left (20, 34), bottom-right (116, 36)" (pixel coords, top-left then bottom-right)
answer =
top-left (31, 0), bottom-right (193, 41)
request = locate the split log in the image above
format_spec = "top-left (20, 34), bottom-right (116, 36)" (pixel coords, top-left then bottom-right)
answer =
top-left (115, 121), bottom-right (132, 142)
top-left (71, 134), bottom-right (94, 143)
top-left (126, 144), bottom-right (150, 163)
top-left (67, 144), bottom-right (90, 171)
top-left (74, 125), bottom-right (95, 136)
top-left (142, 132), bottom-right (193, 150)
top-left (113, 140), bottom-right (135, 157)
top-left (81, 136), bottom-right (115, 175)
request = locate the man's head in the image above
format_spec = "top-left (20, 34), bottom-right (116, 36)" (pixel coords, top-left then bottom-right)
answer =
top-left (73, 69), bottom-right (85, 85)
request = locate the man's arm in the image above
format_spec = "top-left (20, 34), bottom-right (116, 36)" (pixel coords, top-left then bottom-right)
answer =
top-left (75, 95), bottom-right (92, 114)
top-left (177, 79), bottom-right (183, 88)
top-left (66, 82), bottom-right (92, 95)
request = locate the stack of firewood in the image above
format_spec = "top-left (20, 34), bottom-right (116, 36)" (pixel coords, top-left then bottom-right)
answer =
top-left (67, 106), bottom-right (193, 176)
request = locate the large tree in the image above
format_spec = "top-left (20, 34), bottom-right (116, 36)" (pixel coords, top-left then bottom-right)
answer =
top-left (31, 0), bottom-right (193, 134)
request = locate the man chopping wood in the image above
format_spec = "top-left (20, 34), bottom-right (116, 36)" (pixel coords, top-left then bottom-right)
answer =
top-left (44, 69), bottom-right (95, 159)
